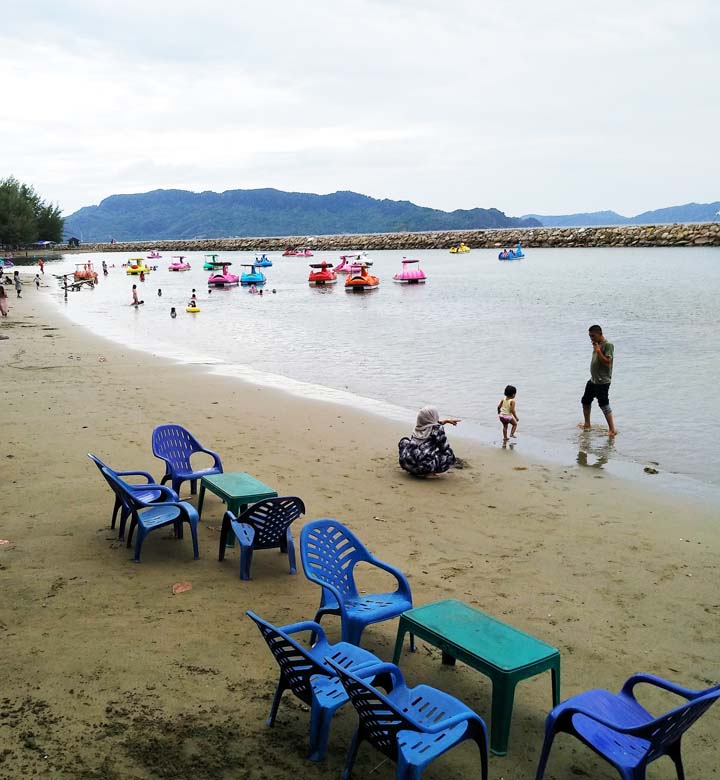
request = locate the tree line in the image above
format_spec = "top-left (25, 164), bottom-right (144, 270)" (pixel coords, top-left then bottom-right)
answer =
top-left (0, 176), bottom-right (64, 246)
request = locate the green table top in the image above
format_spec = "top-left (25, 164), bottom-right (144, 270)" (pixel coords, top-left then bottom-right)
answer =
top-left (401, 599), bottom-right (558, 672)
top-left (201, 471), bottom-right (277, 503)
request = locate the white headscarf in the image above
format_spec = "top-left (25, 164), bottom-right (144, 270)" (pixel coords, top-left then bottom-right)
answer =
top-left (412, 406), bottom-right (440, 440)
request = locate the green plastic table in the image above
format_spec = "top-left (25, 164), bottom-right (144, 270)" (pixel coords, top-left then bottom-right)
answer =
top-left (392, 598), bottom-right (560, 756)
top-left (198, 472), bottom-right (278, 547)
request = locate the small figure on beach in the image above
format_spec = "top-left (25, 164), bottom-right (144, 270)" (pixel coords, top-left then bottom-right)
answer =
top-left (35, 274), bottom-right (41, 290)
top-left (131, 284), bottom-right (141, 306)
top-left (398, 406), bottom-right (460, 478)
top-left (170, 307), bottom-right (177, 318)
top-left (157, 288), bottom-right (162, 297)
top-left (581, 324), bottom-right (616, 436)
top-left (14, 274), bottom-right (22, 298)
top-left (0, 285), bottom-right (8, 316)
top-left (139, 270), bottom-right (145, 282)
top-left (38, 258), bottom-right (44, 275)
top-left (102, 260), bottom-right (108, 276)
top-left (497, 384), bottom-right (519, 442)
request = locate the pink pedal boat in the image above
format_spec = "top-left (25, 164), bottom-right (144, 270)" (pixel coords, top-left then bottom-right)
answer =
top-left (147, 250), bottom-right (162, 259)
top-left (392, 257), bottom-right (426, 284)
top-left (208, 264), bottom-right (239, 287)
top-left (334, 253), bottom-right (367, 273)
top-left (168, 255), bottom-right (191, 271)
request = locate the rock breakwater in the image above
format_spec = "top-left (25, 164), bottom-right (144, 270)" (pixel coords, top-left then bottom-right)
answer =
top-left (74, 222), bottom-right (720, 253)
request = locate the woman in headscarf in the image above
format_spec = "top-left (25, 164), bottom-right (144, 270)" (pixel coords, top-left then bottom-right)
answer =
top-left (398, 406), bottom-right (460, 477)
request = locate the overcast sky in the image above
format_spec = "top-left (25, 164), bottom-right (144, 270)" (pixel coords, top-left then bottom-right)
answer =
top-left (2, 0), bottom-right (718, 217)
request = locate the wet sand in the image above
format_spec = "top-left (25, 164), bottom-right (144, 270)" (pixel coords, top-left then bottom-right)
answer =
top-left (1, 289), bottom-right (718, 779)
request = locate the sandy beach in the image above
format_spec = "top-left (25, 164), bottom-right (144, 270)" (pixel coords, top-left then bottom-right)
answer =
top-left (1, 287), bottom-right (718, 780)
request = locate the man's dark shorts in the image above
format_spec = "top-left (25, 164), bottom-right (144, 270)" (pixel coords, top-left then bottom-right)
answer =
top-left (581, 380), bottom-right (611, 412)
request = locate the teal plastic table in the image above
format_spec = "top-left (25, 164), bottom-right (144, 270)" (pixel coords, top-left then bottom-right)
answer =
top-left (198, 472), bottom-right (278, 546)
top-left (392, 598), bottom-right (560, 755)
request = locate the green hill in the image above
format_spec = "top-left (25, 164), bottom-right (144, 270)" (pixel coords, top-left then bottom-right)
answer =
top-left (63, 188), bottom-right (541, 242)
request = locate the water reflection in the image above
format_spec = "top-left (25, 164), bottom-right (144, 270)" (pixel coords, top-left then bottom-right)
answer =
top-left (576, 431), bottom-right (616, 469)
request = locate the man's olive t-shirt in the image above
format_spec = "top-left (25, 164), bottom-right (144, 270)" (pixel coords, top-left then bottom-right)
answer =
top-left (590, 341), bottom-right (614, 384)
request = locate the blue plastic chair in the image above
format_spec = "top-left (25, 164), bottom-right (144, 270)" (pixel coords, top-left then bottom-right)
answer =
top-left (536, 673), bottom-right (720, 780)
top-left (219, 496), bottom-right (305, 580)
top-left (88, 453), bottom-right (177, 539)
top-left (101, 467), bottom-right (200, 563)
top-left (328, 659), bottom-right (489, 780)
top-left (246, 610), bottom-right (381, 761)
top-left (300, 519), bottom-right (414, 647)
top-left (151, 424), bottom-right (223, 496)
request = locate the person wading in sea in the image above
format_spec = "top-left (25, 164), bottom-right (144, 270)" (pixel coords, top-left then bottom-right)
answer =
top-left (581, 324), bottom-right (616, 437)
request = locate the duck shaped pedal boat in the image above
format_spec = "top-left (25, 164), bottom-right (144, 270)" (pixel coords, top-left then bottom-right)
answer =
top-left (254, 254), bottom-right (272, 267)
top-left (168, 255), bottom-right (191, 271)
top-left (147, 250), bottom-right (162, 259)
top-left (186, 305), bottom-right (200, 313)
top-left (126, 258), bottom-right (151, 275)
top-left (203, 253), bottom-right (226, 270)
top-left (393, 257), bottom-right (426, 284)
top-left (345, 263), bottom-right (379, 292)
top-left (208, 264), bottom-right (240, 287)
top-left (282, 248), bottom-right (313, 257)
top-left (449, 242), bottom-right (470, 254)
top-left (308, 261), bottom-right (338, 286)
top-left (334, 253), bottom-right (367, 273)
top-left (240, 264), bottom-right (266, 286)
top-left (498, 242), bottom-right (525, 260)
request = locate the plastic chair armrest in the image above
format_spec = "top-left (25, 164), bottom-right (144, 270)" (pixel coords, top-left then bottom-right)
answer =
top-left (233, 522), bottom-right (255, 546)
top-left (280, 620), bottom-right (328, 642)
top-left (134, 484), bottom-right (181, 505)
top-left (115, 469), bottom-right (156, 483)
top-left (199, 447), bottom-right (223, 469)
top-left (621, 673), bottom-right (701, 701)
top-left (306, 574), bottom-right (348, 618)
top-left (553, 705), bottom-right (646, 734)
top-left (368, 555), bottom-right (412, 597)
top-left (424, 711), bottom-right (483, 735)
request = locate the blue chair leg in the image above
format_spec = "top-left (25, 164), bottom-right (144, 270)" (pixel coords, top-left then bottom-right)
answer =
top-left (133, 526), bottom-right (147, 563)
top-left (344, 620), bottom-right (365, 647)
top-left (286, 537), bottom-right (297, 575)
top-left (189, 521), bottom-right (199, 560)
top-left (667, 741), bottom-right (685, 780)
top-left (342, 730), bottom-right (361, 780)
top-left (535, 725), bottom-right (557, 780)
top-left (190, 479), bottom-right (197, 495)
top-left (111, 497), bottom-right (121, 529)
top-left (267, 680), bottom-right (286, 726)
top-left (240, 543), bottom-right (253, 580)
top-left (308, 704), bottom-right (333, 761)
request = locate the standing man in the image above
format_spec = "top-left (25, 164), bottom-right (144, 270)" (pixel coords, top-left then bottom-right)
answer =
top-left (581, 324), bottom-right (616, 436)
top-left (38, 258), bottom-right (44, 274)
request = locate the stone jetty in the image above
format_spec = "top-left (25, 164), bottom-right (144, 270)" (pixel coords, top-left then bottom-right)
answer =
top-left (73, 222), bottom-right (720, 253)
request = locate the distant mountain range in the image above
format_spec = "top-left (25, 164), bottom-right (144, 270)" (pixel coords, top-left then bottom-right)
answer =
top-left (63, 188), bottom-right (540, 242)
top-left (522, 202), bottom-right (720, 227)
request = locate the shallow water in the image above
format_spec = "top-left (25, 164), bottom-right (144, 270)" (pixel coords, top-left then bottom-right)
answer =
top-left (42, 246), bottom-right (720, 499)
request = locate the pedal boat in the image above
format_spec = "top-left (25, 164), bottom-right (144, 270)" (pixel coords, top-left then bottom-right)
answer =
top-left (498, 242), bottom-right (525, 260)
top-left (203, 253), bottom-right (227, 270)
top-left (168, 256), bottom-right (191, 271)
top-left (449, 242), bottom-right (470, 254)
top-left (254, 255), bottom-right (273, 267)
top-left (344, 263), bottom-right (379, 292)
top-left (334, 253), bottom-right (367, 273)
top-left (240, 264), bottom-right (266, 286)
top-left (282, 248), bottom-right (313, 257)
top-left (392, 258), bottom-right (426, 284)
top-left (147, 250), bottom-right (162, 259)
top-left (308, 261), bottom-right (338, 286)
top-left (74, 262), bottom-right (99, 283)
top-left (126, 259), bottom-right (151, 275)
top-left (208, 264), bottom-right (240, 287)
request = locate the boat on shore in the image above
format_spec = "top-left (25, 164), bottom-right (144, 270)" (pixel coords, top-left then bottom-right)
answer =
top-left (74, 262), bottom-right (99, 283)
top-left (308, 261), bottom-right (338, 286)
top-left (392, 258), bottom-right (426, 284)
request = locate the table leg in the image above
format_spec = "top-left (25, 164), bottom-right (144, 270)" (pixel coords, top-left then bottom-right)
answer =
top-left (441, 650), bottom-right (456, 666)
top-left (392, 622), bottom-right (407, 665)
top-left (551, 659), bottom-right (561, 706)
top-left (197, 484), bottom-right (206, 520)
top-left (490, 677), bottom-right (517, 756)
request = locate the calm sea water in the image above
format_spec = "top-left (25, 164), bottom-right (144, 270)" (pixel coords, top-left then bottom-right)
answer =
top-left (41, 247), bottom-right (720, 499)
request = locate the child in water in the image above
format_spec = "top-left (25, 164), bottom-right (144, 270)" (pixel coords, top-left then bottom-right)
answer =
top-left (497, 385), bottom-right (519, 443)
